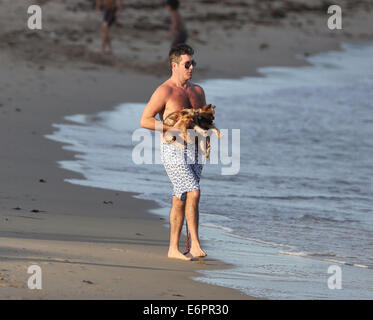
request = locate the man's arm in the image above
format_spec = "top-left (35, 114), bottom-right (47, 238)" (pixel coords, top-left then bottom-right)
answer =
top-left (115, 0), bottom-right (123, 18)
top-left (194, 84), bottom-right (207, 107)
top-left (96, 0), bottom-right (102, 12)
top-left (117, 0), bottom-right (123, 15)
top-left (140, 86), bottom-right (175, 133)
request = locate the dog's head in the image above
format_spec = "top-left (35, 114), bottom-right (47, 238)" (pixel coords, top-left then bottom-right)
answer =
top-left (180, 109), bottom-right (195, 126)
top-left (197, 104), bottom-right (216, 122)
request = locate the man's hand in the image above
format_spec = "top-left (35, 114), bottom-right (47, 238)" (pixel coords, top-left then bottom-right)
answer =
top-left (172, 119), bottom-right (184, 131)
top-left (164, 119), bottom-right (183, 141)
top-left (96, 0), bottom-right (102, 14)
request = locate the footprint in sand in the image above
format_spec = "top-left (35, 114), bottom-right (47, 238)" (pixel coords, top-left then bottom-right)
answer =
top-left (3, 278), bottom-right (26, 289)
top-left (30, 209), bottom-right (46, 213)
top-left (0, 277), bottom-right (8, 287)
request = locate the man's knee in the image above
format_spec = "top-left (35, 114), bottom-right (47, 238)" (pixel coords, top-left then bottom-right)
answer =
top-left (102, 22), bottom-right (109, 30)
top-left (172, 196), bottom-right (186, 210)
top-left (187, 189), bottom-right (200, 202)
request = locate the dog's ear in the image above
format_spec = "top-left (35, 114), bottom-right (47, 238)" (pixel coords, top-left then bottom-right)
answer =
top-left (204, 104), bottom-right (215, 112)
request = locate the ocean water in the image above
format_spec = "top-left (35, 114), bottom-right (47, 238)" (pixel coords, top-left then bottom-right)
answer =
top-left (45, 43), bottom-right (373, 299)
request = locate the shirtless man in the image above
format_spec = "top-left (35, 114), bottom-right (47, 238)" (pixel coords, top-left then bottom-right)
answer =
top-left (96, 0), bottom-right (123, 53)
top-left (140, 44), bottom-right (207, 261)
top-left (166, 0), bottom-right (188, 47)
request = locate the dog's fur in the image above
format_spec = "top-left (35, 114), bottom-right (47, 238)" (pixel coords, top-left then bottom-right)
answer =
top-left (163, 108), bottom-right (195, 149)
top-left (194, 104), bottom-right (223, 138)
top-left (162, 104), bottom-right (223, 159)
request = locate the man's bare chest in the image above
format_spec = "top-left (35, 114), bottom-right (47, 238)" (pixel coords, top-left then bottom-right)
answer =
top-left (166, 90), bottom-right (202, 111)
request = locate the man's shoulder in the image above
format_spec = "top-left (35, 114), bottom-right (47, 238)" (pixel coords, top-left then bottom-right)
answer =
top-left (158, 79), bottom-right (174, 92)
top-left (191, 83), bottom-right (205, 95)
top-left (154, 81), bottom-right (173, 97)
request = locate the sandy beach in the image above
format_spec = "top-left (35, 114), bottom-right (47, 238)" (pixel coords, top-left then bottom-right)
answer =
top-left (1, 0), bottom-right (373, 300)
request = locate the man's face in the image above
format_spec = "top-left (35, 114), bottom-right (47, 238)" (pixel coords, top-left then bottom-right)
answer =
top-left (173, 54), bottom-right (196, 81)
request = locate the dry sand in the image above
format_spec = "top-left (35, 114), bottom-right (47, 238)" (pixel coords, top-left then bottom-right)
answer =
top-left (1, 0), bottom-right (372, 299)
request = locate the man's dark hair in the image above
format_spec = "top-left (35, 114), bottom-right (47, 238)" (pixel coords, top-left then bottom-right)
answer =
top-left (169, 43), bottom-right (194, 66)
top-left (166, 0), bottom-right (179, 10)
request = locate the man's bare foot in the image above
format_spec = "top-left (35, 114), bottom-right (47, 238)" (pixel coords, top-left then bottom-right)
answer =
top-left (168, 249), bottom-right (192, 261)
top-left (190, 247), bottom-right (207, 258)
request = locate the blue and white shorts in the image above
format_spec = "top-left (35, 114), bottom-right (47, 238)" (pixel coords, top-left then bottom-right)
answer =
top-left (160, 141), bottom-right (203, 201)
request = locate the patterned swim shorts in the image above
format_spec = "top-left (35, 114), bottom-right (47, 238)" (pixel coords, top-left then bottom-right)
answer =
top-left (160, 141), bottom-right (203, 201)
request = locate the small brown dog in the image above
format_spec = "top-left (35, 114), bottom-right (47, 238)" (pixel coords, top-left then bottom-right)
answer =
top-left (163, 104), bottom-right (223, 159)
top-left (163, 108), bottom-right (195, 149)
top-left (193, 104), bottom-right (223, 159)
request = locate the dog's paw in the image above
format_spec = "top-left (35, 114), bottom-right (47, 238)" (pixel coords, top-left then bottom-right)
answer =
top-left (213, 130), bottom-right (223, 138)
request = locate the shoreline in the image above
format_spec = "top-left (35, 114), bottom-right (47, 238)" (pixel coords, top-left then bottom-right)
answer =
top-left (1, 0), bottom-right (373, 299)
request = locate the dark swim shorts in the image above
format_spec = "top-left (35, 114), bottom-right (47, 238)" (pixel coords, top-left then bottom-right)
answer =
top-left (103, 7), bottom-right (117, 27)
top-left (171, 30), bottom-right (188, 47)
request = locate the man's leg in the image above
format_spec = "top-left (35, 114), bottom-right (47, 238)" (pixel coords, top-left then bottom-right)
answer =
top-left (168, 195), bottom-right (191, 261)
top-left (101, 22), bottom-right (109, 53)
top-left (106, 32), bottom-right (112, 54)
top-left (185, 190), bottom-right (207, 257)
